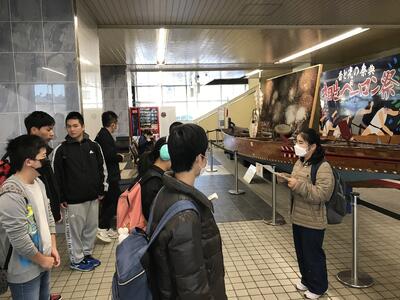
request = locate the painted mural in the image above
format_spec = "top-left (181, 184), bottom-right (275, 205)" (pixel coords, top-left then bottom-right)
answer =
top-left (259, 65), bottom-right (321, 136)
top-left (320, 55), bottom-right (400, 138)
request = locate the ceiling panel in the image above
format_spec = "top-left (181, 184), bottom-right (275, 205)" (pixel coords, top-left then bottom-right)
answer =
top-left (99, 28), bottom-right (400, 70)
top-left (82, 0), bottom-right (400, 27)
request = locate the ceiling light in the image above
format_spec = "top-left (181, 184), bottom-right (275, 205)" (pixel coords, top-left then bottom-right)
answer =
top-left (156, 28), bottom-right (168, 65)
top-left (276, 27), bottom-right (369, 64)
top-left (245, 69), bottom-right (262, 78)
top-left (79, 57), bottom-right (93, 66)
top-left (42, 67), bottom-right (66, 77)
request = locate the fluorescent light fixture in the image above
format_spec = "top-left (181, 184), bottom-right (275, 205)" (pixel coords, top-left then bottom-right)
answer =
top-left (276, 27), bottom-right (369, 64)
top-left (245, 69), bottom-right (262, 78)
top-left (42, 67), bottom-right (66, 77)
top-left (79, 57), bottom-right (93, 66)
top-left (156, 28), bottom-right (168, 64)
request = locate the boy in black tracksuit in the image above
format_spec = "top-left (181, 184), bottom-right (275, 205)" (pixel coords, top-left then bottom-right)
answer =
top-left (95, 111), bottom-right (123, 242)
top-left (53, 112), bottom-right (108, 272)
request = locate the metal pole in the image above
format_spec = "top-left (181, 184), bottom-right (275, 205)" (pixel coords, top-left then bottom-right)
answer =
top-left (228, 151), bottom-right (245, 195)
top-left (207, 141), bottom-right (217, 172)
top-left (337, 192), bottom-right (373, 288)
top-left (264, 165), bottom-right (285, 226)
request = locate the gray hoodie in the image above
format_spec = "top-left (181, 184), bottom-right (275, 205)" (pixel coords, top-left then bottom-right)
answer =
top-left (0, 175), bottom-right (56, 284)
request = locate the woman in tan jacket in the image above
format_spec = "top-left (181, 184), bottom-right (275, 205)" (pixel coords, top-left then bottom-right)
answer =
top-left (278, 128), bottom-right (334, 299)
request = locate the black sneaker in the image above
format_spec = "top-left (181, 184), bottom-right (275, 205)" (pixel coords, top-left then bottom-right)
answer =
top-left (84, 255), bottom-right (101, 268)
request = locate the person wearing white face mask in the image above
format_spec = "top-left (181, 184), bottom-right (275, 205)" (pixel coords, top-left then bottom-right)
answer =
top-left (147, 123), bottom-right (227, 300)
top-left (277, 128), bottom-right (334, 299)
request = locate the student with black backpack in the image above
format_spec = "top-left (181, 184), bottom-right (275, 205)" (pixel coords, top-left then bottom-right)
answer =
top-left (277, 128), bottom-right (334, 299)
top-left (148, 124), bottom-right (226, 299)
top-left (132, 137), bottom-right (170, 221)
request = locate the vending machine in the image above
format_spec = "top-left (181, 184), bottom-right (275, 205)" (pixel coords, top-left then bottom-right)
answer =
top-left (129, 107), bottom-right (160, 138)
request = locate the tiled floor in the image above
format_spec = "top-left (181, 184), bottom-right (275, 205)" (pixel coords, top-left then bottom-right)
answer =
top-left (1, 150), bottom-right (400, 299)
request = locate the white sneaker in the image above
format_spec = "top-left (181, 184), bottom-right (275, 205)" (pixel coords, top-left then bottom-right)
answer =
top-left (295, 281), bottom-right (308, 291)
top-left (304, 290), bottom-right (322, 299)
top-left (107, 229), bottom-right (118, 239)
top-left (96, 229), bottom-right (112, 243)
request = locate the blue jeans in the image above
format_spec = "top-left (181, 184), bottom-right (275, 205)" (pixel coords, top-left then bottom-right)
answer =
top-left (9, 271), bottom-right (50, 300)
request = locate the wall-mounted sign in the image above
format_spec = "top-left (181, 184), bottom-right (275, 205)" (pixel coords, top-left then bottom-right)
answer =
top-left (320, 55), bottom-right (400, 137)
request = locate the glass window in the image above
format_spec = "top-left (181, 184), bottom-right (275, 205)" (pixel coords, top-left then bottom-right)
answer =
top-left (136, 86), bottom-right (162, 103)
top-left (196, 101), bottom-right (221, 118)
top-left (197, 85), bottom-right (221, 101)
top-left (167, 102), bottom-right (188, 121)
top-left (162, 86), bottom-right (187, 102)
top-left (221, 84), bottom-right (247, 102)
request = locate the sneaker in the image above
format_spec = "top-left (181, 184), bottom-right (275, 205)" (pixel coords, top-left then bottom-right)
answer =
top-left (97, 228), bottom-right (112, 243)
top-left (107, 228), bottom-right (119, 239)
top-left (50, 293), bottom-right (62, 300)
top-left (84, 255), bottom-right (101, 268)
top-left (295, 281), bottom-right (308, 291)
top-left (304, 290), bottom-right (322, 299)
top-left (70, 260), bottom-right (95, 272)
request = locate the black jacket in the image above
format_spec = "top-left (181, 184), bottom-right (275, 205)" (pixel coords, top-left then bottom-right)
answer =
top-left (139, 165), bottom-right (164, 220)
top-left (95, 127), bottom-right (122, 183)
top-left (53, 134), bottom-right (107, 204)
top-left (37, 145), bottom-right (62, 222)
top-left (148, 172), bottom-right (226, 300)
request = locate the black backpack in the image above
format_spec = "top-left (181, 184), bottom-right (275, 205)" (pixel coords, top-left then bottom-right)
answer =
top-left (311, 161), bottom-right (349, 224)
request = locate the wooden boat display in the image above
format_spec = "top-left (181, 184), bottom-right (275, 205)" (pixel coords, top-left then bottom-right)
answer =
top-left (220, 57), bottom-right (400, 185)
top-left (222, 128), bottom-right (400, 183)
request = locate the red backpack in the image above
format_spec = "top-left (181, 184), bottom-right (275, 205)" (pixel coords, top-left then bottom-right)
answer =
top-left (0, 154), bottom-right (11, 186)
top-left (116, 174), bottom-right (161, 232)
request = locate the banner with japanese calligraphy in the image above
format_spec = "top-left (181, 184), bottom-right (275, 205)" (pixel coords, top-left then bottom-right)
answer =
top-left (320, 54), bottom-right (400, 137)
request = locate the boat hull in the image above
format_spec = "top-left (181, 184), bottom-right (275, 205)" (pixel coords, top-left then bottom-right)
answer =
top-left (222, 131), bottom-right (400, 182)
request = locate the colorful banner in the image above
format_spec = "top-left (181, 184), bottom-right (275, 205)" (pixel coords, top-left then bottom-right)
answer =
top-left (320, 55), bottom-right (400, 137)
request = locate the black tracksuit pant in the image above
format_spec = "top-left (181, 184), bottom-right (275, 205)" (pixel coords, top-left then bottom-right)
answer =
top-left (292, 224), bottom-right (328, 295)
top-left (99, 180), bottom-right (121, 229)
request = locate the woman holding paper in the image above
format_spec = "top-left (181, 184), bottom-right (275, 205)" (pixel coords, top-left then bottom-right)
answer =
top-left (278, 128), bottom-right (334, 299)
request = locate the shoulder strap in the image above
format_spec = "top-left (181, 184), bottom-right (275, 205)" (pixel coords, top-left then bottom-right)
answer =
top-left (1, 152), bottom-right (9, 161)
top-left (147, 200), bottom-right (199, 249)
top-left (310, 160), bottom-right (326, 185)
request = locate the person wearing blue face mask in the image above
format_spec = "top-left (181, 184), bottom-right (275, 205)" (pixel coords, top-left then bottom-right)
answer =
top-left (277, 128), bottom-right (334, 299)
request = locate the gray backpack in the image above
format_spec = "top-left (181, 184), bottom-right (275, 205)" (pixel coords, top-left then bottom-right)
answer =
top-left (311, 161), bottom-right (349, 224)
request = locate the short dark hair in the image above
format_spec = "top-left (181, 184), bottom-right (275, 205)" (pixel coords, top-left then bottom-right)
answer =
top-left (24, 111), bottom-right (55, 134)
top-left (6, 135), bottom-right (46, 172)
top-left (168, 124), bottom-right (208, 173)
top-left (102, 111), bottom-right (118, 127)
top-left (66, 111), bottom-right (84, 126)
top-left (169, 121), bottom-right (183, 134)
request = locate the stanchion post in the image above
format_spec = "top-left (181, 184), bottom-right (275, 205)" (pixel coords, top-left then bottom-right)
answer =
top-left (228, 150), bottom-right (245, 195)
top-left (337, 192), bottom-right (373, 288)
top-left (264, 165), bottom-right (285, 226)
top-left (207, 141), bottom-right (218, 173)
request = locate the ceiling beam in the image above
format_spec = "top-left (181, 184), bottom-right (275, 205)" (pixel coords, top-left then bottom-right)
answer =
top-left (97, 24), bottom-right (400, 30)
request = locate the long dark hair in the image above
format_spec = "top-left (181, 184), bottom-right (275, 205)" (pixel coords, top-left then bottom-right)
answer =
top-left (298, 128), bottom-right (325, 164)
top-left (137, 137), bottom-right (167, 177)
